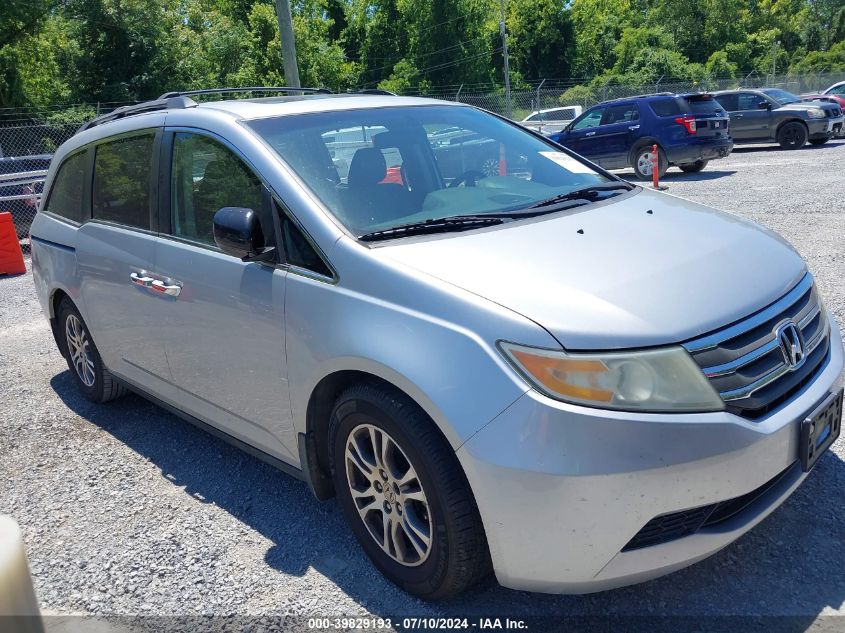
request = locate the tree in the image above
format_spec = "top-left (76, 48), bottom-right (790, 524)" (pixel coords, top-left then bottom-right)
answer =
top-left (507, 0), bottom-right (574, 79)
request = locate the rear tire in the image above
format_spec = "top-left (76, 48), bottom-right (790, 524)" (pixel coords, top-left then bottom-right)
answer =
top-left (57, 298), bottom-right (128, 403)
top-left (631, 144), bottom-right (667, 181)
top-left (809, 138), bottom-right (829, 146)
top-left (679, 160), bottom-right (708, 173)
top-left (777, 121), bottom-right (807, 149)
top-left (329, 382), bottom-right (490, 599)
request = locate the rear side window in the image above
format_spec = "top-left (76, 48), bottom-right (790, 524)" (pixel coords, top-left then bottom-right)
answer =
top-left (92, 134), bottom-right (155, 229)
top-left (649, 98), bottom-right (682, 117)
top-left (44, 151), bottom-right (86, 223)
top-left (602, 104), bottom-right (639, 124)
top-left (714, 94), bottom-right (738, 111)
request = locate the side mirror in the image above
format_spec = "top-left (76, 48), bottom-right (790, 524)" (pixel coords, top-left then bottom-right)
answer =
top-left (757, 101), bottom-right (771, 110)
top-left (213, 207), bottom-right (275, 262)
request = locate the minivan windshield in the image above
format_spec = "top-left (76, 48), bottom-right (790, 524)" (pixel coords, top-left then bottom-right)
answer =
top-left (247, 105), bottom-right (617, 238)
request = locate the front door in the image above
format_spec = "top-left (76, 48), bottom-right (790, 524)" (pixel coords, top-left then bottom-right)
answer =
top-left (559, 107), bottom-right (606, 159)
top-left (729, 93), bottom-right (772, 141)
top-left (150, 130), bottom-right (295, 462)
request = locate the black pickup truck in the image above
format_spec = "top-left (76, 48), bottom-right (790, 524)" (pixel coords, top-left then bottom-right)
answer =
top-left (713, 88), bottom-right (844, 149)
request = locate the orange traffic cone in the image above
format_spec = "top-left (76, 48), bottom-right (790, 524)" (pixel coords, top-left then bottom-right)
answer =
top-left (0, 212), bottom-right (27, 276)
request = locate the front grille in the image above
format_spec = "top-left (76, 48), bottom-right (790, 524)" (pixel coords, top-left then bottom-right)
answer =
top-left (622, 463), bottom-right (797, 551)
top-left (683, 274), bottom-right (830, 419)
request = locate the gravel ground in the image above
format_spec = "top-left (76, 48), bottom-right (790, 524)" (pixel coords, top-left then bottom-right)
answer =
top-left (1, 139), bottom-right (844, 631)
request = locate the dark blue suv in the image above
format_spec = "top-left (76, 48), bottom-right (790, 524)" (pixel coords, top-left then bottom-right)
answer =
top-left (548, 93), bottom-right (733, 180)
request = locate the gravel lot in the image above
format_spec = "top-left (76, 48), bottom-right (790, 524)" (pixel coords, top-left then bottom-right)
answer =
top-left (1, 139), bottom-right (844, 631)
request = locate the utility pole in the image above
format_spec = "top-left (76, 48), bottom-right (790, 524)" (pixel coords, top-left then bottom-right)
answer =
top-left (499, 0), bottom-right (512, 119)
top-left (275, 0), bottom-right (301, 88)
top-left (771, 41), bottom-right (779, 84)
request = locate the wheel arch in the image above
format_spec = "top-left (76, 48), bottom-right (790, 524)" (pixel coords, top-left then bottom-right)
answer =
top-left (49, 287), bottom-right (72, 358)
top-left (775, 117), bottom-right (809, 137)
top-left (628, 137), bottom-right (667, 167)
top-left (301, 368), bottom-right (457, 501)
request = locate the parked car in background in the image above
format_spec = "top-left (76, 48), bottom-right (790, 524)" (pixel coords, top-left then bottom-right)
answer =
top-left (823, 81), bottom-right (845, 97)
top-left (520, 106), bottom-right (583, 134)
top-left (0, 154), bottom-right (50, 238)
top-left (714, 88), bottom-right (843, 148)
top-left (548, 93), bottom-right (732, 180)
top-left (800, 94), bottom-right (845, 137)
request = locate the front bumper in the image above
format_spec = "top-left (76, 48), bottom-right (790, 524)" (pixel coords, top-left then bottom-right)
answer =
top-left (807, 116), bottom-right (843, 140)
top-left (457, 316), bottom-right (843, 594)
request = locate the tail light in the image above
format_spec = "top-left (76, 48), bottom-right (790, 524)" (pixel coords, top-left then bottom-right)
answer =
top-left (674, 115), bottom-right (697, 134)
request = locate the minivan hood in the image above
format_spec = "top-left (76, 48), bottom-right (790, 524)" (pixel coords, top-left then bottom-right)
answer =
top-left (379, 188), bottom-right (806, 349)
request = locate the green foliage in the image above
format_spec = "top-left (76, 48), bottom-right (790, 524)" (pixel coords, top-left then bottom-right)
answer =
top-left (1, 0), bottom-right (843, 108)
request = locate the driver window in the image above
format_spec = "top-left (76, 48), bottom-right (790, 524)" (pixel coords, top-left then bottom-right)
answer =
top-left (171, 133), bottom-right (263, 245)
top-left (737, 93), bottom-right (762, 110)
top-left (570, 108), bottom-right (605, 131)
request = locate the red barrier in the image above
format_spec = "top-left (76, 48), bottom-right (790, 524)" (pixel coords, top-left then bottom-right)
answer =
top-left (0, 212), bottom-right (26, 275)
top-left (652, 144), bottom-right (659, 189)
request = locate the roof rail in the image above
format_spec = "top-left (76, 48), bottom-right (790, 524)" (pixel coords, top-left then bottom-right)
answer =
top-left (158, 87), bottom-right (333, 99)
top-left (350, 89), bottom-right (398, 96)
top-left (77, 96), bottom-right (197, 133)
top-left (599, 91), bottom-right (675, 104)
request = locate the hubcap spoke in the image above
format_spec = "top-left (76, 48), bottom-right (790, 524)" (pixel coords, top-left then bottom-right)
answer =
top-left (344, 422), bottom-right (432, 567)
top-left (65, 315), bottom-right (96, 387)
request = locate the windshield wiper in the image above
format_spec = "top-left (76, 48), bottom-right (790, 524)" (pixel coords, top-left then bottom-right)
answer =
top-left (359, 215), bottom-right (506, 242)
top-left (527, 182), bottom-right (634, 209)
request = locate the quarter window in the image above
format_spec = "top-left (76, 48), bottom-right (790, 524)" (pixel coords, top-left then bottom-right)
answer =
top-left (649, 98), bottom-right (682, 117)
top-left (44, 151), bottom-right (87, 223)
top-left (278, 205), bottom-right (332, 278)
top-left (170, 133), bottom-right (263, 245)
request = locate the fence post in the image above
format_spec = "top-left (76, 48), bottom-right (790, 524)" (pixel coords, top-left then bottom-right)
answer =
top-left (455, 84), bottom-right (463, 103)
top-left (535, 78), bottom-right (546, 113)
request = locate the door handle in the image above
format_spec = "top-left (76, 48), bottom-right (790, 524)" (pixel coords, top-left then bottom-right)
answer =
top-left (628, 125), bottom-right (640, 130)
top-left (585, 131), bottom-right (596, 136)
top-left (130, 272), bottom-right (154, 287)
top-left (130, 272), bottom-right (182, 297)
top-left (150, 279), bottom-right (182, 297)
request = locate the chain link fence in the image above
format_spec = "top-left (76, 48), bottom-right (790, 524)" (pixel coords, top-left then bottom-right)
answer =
top-left (0, 103), bottom-right (131, 244)
top-left (411, 71), bottom-right (845, 124)
top-left (2, 71), bottom-right (843, 243)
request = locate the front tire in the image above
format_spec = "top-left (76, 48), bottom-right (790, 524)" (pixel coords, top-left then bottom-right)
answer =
top-left (679, 160), bottom-right (708, 173)
top-left (777, 121), bottom-right (808, 149)
top-left (329, 383), bottom-right (490, 599)
top-left (631, 144), bottom-right (667, 181)
top-left (57, 298), bottom-right (128, 403)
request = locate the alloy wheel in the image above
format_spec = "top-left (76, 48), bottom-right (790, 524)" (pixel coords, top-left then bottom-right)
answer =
top-left (344, 423), bottom-right (433, 566)
top-left (65, 314), bottom-right (95, 387)
top-left (637, 151), bottom-right (654, 176)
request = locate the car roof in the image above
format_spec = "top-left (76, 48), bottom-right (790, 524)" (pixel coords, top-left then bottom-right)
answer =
top-left (195, 94), bottom-right (457, 120)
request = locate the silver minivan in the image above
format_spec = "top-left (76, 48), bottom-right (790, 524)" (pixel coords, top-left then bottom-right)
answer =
top-left (31, 90), bottom-right (843, 599)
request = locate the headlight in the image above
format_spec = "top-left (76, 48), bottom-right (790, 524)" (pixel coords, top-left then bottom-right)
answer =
top-left (807, 109), bottom-right (826, 119)
top-left (499, 342), bottom-right (725, 412)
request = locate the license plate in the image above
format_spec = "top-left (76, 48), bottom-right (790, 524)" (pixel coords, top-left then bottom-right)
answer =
top-left (800, 389), bottom-right (843, 472)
